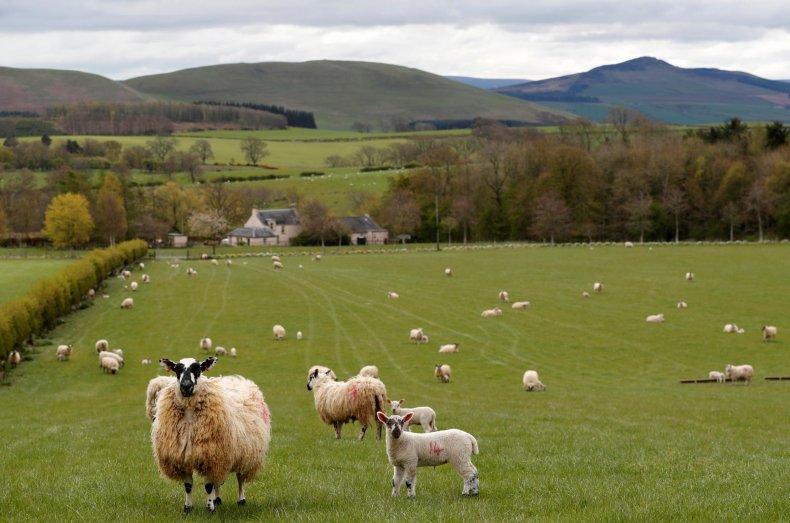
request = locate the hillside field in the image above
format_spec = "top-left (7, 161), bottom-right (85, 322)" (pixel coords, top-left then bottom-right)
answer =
top-left (1, 244), bottom-right (788, 521)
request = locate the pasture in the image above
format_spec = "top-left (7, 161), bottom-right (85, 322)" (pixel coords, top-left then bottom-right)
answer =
top-left (1, 244), bottom-right (788, 521)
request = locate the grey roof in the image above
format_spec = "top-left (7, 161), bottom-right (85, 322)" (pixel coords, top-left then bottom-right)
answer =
top-left (228, 226), bottom-right (276, 239)
top-left (341, 215), bottom-right (387, 234)
top-left (256, 208), bottom-right (300, 225)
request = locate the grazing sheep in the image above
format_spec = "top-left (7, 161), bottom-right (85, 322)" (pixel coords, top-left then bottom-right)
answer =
top-left (645, 313), bottom-right (665, 323)
top-left (95, 339), bottom-right (109, 353)
top-left (409, 328), bottom-right (427, 344)
top-left (677, 300), bottom-right (688, 309)
top-left (498, 290), bottom-right (509, 302)
top-left (113, 348), bottom-right (124, 357)
top-left (359, 365), bottom-right (380, 379)
top-left (708, 371), bottom-right (725, 383)
top-left (723, 324), bottom-right (745, 334)
top-left (139, 262), bottom-right (145, 270)
top-left (271, 255), bottom-right (281, 262)
top-left (186, 267), bottom-right (197, 276)
top-left (480, 307), bottom-right (503, 318)
top-left (313, 254), bottom-right (322, 262)
top-left (439, 343), bottom-right (459, 353)
top-left (215, 346), bottom-right (227, 356)
top-left (306, 366), bottom-right (387, 440)
top-left (444, 268), bottom-right (453, 276)
top-left (87, 288), bottom-right (96, 299)
top-left (56, 344), bottom-right (73, 361)
top-left (624, 241), bottom-right (634, 248)
top-left (8, 350), bottom-right (21, 368)
top-left (725, 364), bottom-right (754, 385)
top-left (387, 291), bottom-right (400, 299)
top-left (142, 274), bottom-right (150, 283)
top-left (145, 375), bottom-right (176, 422)
top-left (762, 325), bottom-right (778, 342)
top-left (195, 338), bottom-right (212, 355)
top-left (593, 282), bottom-right (604, 293)
top-left (376, 412), bottom-right (479, 498)
top-left (201, 254), bottom-right (209, 260)
top-left (296, 331), bottom-right (303, 341)
top-left (226, 259), bottom-right (232, 266)
top-left (211, 259), bottom-right (219, 266)
top-left (511, 301), bottom-right (531, 309)
top-left (142, 358), bottom-right (152, 365)
top-left (130, 281), bottom-right (138, 291)
top-left (582, 291), bottom-right (590, 299)
top-left (98, 350), bottom-right (124, 368)
top-left (230, 348), bottom-right (237, 358)
top-left (686, 272), bottom-right (694, 281)
top-left (522, 370), bottom-right (546, 391)
top-left (389, 399), bottom-right (437, 432)
top-left (273, 324), bottom-right (286, 340)
top-left (153, 357), bottom-right (271, 512)
top-left (120, 297), bottom-right (134, 309)
top-left (434, 364), bottom-right (451, 383)
top-left (273, 260), bottom-right (284, 269)
top-left (121, 270), bottom-right (132, 279)
top-left (101, 356), bottom-right (119, 374)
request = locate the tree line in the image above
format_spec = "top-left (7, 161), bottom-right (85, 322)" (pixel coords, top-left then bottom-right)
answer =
top-left (193, 100), bottom-right (317, 129)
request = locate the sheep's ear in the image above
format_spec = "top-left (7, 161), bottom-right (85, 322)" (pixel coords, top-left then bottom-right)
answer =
top-left (402, 412), bottom-right (414, 423)
top-left (201, 357), bottom-right (217, 372)
top-left (398, 399), bottom-right (404, 404)
top-left (160, 359), bottom-right (176, 372)
top-left (324, 368), bottom-right (333, 376)
top-left (376, 411), bottom-right (389, 423)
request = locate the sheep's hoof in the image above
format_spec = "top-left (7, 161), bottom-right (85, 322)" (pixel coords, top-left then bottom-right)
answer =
top-left (237, 499), bottom-right (246, 506)
top-left (214, 497), bottom-right (222, 506)
top-left (183, 505), bottom-right (193, 513)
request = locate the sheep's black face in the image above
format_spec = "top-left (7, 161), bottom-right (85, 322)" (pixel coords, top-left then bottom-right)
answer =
top-left (160, 357), bottom-right (216, 397)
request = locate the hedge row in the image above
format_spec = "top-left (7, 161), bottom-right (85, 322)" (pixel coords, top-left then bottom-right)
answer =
top-left (0, 240), bottom-right (147, 360)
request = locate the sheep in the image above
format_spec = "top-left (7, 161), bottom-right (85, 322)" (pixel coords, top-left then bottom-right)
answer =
top-left (95, 339), bottom-right (109, 353)
top-left (8, 350), bottom-right (21, 368)
top-left (87, 288), bottom-right (96, 299)
top-left (120, 297), bottom-right (134, 309)
top-left (444, 268), bottom-right (453, 276)
top-left (145, 375), bottom-right (176, 422)
top-left (98, 350), bottom-right (125, 368)
top-left (273, 260), bottom-right (284, 269)
top-left (306, 365), bottom-right (387, 440)
top-left (113, 348), bottom-right (124, 357)
top-left (139, 262), bottom-right (145, 270)
top-left (199, 337), bottom-right (212, 353)
top-left (708, 371), bottom-right (725, 383)
top-left (153, 357), bottom-right (271, 512)
top-left (101, 356), bottom-right (119, 374)
top-left (121, 270), bottom-right (132, 279)
top-left (624, 241), bottom-right (634, 248)
top-left (498, 290), bottom-right (509, 302)
top-left (376, 412), bottom-right (479, 498)
top-left (438, 343), bottom-right (459, 353)
top-left (645, 313), bottom-right (665, 323)
top-left (434, 364), bottom-right (451, 383)
top-left (522, 370), bottom-right (546, 391)
top-left (230, 348), bottom-right (237, 358)
top-left (130, 281), bottom-right (138, 291)
top-left (723, 324), bottom-right (745, 334)
top-left (273, 324), bottom-right (286, 340)
top-left (226, 259), bottom-right (232, 267)
top-left (387, 291), bottom-right (400, 299)
top-left (186, 267), bottom-right (197, 276)
top-left (56, 344), bottom-right (73, 361)
top-left (142, 358), bottom-right (152, 365)
top-left (409, 328), bottom-right (427, 344)
top-left (725, 364), bottom-right (754, 385)
top-left (308, 365), bottom-right (337, 381)
top-left (313, 254), bottom-right (322, 261)
top-left (201, 254), bottom-right (209, 260)
top-left (211, 259), bottom-right (219, 266)
top-left (296, 331), bottom-right (303, 341)
top-left (677, 300), bottom-right (688, 309)
top-left (389, 399), bottom-right (437, 432)
top-left (480, 307), bottom-right (502, 318)
top-left (271, 255), bottom-right (281, 263)
top-left (762, 325), bottom-right (778, 342)
top-left (142, 274), bottom-right (150, 283)
top-left (593, 282), bottom-right (604, 293)
top-left (215, 346), bottom-right (227, 356)
top-left (686, 271), bottom-right (694, 281)
top-left (511, 301), bottom-right (531, 309)
top-left (359, 365), bottom-right (380, 379)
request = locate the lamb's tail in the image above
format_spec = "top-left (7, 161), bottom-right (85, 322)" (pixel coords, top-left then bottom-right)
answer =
top-left (470, 434), bottom-right (479, 455)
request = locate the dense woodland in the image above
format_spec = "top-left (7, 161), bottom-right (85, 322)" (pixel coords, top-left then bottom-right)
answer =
top-left (0, 115), bottom-right (789, 247)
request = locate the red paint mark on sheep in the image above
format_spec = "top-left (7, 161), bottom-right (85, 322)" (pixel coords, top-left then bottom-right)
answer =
top-left (348, 384), bottom-right (358, 399)
top-left (429, 441), bottom-right (444, 456)
top-left (261, 404), bottom-right (270, 424)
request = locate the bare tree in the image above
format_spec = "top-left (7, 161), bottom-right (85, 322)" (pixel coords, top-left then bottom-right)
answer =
top-left (240, 137), bottom-right (269, 165)
top-left (625, 192), bottom-right (653, 243)
top-left (378, 190), bottom-right (420, 244)
top-left (530, 193), bottom-right (573, 244)
top-left (746, 180), bottom-right (774, 242)
top-left (189, 140), bottom-right (214, 165)
top-left (663, 187), bottom-right (688, 243)
top-left (146, 135), bottom-right (178, 164)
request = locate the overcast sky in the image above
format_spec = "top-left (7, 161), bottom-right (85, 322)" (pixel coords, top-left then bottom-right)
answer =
top-left (1, 0), bottom-right (788, 81)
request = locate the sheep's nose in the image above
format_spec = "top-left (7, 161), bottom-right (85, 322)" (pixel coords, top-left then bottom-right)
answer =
top-left (180, 383), bottom-right (194, 396)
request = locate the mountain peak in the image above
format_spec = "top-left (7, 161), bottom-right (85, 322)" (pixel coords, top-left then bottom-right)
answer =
top-left (592, 56), bottom-right (672, 73)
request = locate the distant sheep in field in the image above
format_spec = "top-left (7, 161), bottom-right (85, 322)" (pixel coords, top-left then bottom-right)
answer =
top-left (522, 370), bottom-right (546, 391)
top-left (121, 270), bottom-right (132, 279)
top-left (113, 348), bottom-right (124, 357)
top-left (142, 358), bottom-right (152, 365)
top-left (409, 328), bottom-right (428, 344)
top-left (645, 313), bottom-right (665, 323)
top-left (434, 364), bottom-right (451, 383)
top-left (306, 365), bottom-right (387, 440)
top-left (199, 337), bottom-right (212, 353)
top-left (387, 291), bottom-right (399, 299)
top-left (120, 297), bottom-right (134, 309)
top-left (8, 349), bottom-right (21, 368)
top-left (87, 288), bottom-right (95, 299)
top-left (624, 241), bottom-right (634, 248)
top-left (723, 324), bottom-right (744, 334)
top-left (153, 357), bottom-right (271, 512)
top-left (582, 291), bottom-right (590, 299)
top-left (211, 259), bottom-right (219, 266)
top-left (273, 260), bottom-right (284, 269)
top-left (98, 350), bottom-right (124, 368)
top-left (201, 254), bottom-right (209, 260)
top-left (593, 282), bottom-right (604, 293)
top-left (101, 356), bottom-right (119, 374)
top-left (725, 364), bottom-right (754, 384)
top-left (498, 291), bottom-right (509, 302)
top-left (313, 254), bottom-right (322, 261)
top-left (677, 300), bottom-right (688, 309)
top-left (186, 267), bottom-right (197, 276)
top-left (56, 344), bottom-right (73, 361)
top-left (139, 262), bottom-right (145, 270)
top-left (511, 301), bottom-right (531, 309)
top-left (273, 324), bottom-right (286, 340)
top-left (762, 325), bottom-right (778, 342)
top-left (389, 399), bottom-right (437, 432)
top-left (359, 365), bottom-right (379, 379)
top-left (296, 331), bottom-right (303, 341)
top-left (226, 259), bottom-right (232, 266)
top-left (708, 371), bottom-right (725, 383)
top-left (444, 268), bottom-right (453, 276)
top-left (230, 348), bottom-right (237, 358)
top-left (439, 343), bottom-right (459, 353)
top-left (130, 281), bottom-right (138, 291)
top-left (480, 307), bottom-right (502, 318)
top-left (376, 411), bottom-right (479, 498)
top-left (95, 339), bottom-right (109, 353)
top-left (215, 346), bottom-right (227, 356)
top-left (142, 274), bottom-right (150, 283)
top-left (686, 272), bottom-right (694, 281)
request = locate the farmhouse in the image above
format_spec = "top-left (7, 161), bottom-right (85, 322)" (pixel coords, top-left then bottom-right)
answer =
top-left (227, 226), bottom-right (278, 246)
top-left (243, 208), bottom-right (302, 245)
top-left (340, 215), bottom-right (389, 245)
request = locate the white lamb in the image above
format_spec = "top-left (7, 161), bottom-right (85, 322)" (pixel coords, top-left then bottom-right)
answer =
top-left (101, 356), bottom-right (119, 374)
top-left (409, 328), bottom-right (427, 344)
top-left (130, 281), bottom-right (138, 291)
top-left (389, 399), bottom-right (437, 432)
top-left (582, 291), bottom-right (590, 299)
top-left (438, 343), bottom-right (459, 353)
top-left (762, 325), bottom-right (778, 342)
top-left (376, 412), bottom-right (479, 498)
top-left (708, 371), bottom-right (725, 383)
top-left (444, 268), bottom-right (453, 276)
top-left (95, 339), bottom-right (109, 353)
top-left (273, 324), bottom-right (286, 340)
top-left (273, 260), bottom-right (284, 269)
top-left (498, 290), bottom-right (509, 302)
top-left (434, 364), bottom-right (451, 383)
top-left (120, 297), bottom-right (134, 309)
top-left (387, 291), bottom-right (400, 299)
top-left (98, 350), bottom-right (124, 368)
top-left (723, 324), bottom-right (745, 334)
top-left (593, 282), bottom-right (604, 292)
top-left (215, 346), bottom-right (227, 356)
top-left (511, 301), bottom-right (531, 309)
top-left (296, 331), bottom-right (303, 341)
top-left (56, 344), bottom-right (73, 361)
top-left (677, 300), bottom-right (688, 309)
top-left (480, 307), bottom-right (502, 318)
top-left (230, 348), bottom-right (237, 358)
top-left (686, 271), bottom-right (694, 281)
top-left (153, 357), bottom-right (271, 512)
top-left (199, 337), bottom-right (212, 353)
top-left (725, 364), bottom-right (754, 384)
top-left (522, 370), bottom-right (546, 391)
top-left (306, 366), bottom-right (387, 440)
top-left (359, 365), bottom-right (380, 379)
top-left (645, 313), bottom-right (665, 323)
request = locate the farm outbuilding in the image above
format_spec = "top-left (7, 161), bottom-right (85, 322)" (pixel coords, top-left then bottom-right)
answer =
top-left (166, 233), bottom-right (188, 248)
top-left (341, 215), bottom-right (389, 245)
top-left (227, 226), bottom-right (278, 246)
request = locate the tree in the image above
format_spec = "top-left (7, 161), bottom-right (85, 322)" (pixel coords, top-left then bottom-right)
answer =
top-left (663, 187), bottom-right (688, 243)
top-left (43, 193), bottom-right (94, 250)
top-left (41, 134), bottom-right (52, 147)
top-left (189, 140), bottom-right (215, 165)
top-left (420, 145), bottom-right (458, 250)
top-left (377, 189), bottom-right (420, 244)
top-left (624, 192), bottom-right (653, 243)
top-left (146, 135), bottom-right (178, 164)
top-left (765, 121), bottom-right (789, 150)
top-left (529, 193), bottom-right (573, 244)
top-left (94, 174), bottom-right (127, 246)
top-left (179, 151), bottom-right (203, 184)
top-left (299, 198), bottom-right (344, 251)
top-left (186, 210), bottom-right (229, 251)
top-left (151, 182), bottom-right (201, 233)
top-left (240, 137), bottom-right (269, 165)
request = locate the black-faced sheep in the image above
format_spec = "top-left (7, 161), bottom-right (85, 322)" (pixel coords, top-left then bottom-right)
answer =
top-left (8, 349), bottom-right (21, 368)
top-left (95, 339), bottom-right (109, 353)
top-left (152, 357), bottom-right (271, 513)
top-left (438, 343), bottom-right (459, 353)
top-left (101, 356), bottom-right (119, 374)
top-left (434, 364), bottom-right (451, 383)
top-left (273, 325), bottom-right (286, 340)
top-left (56, 344), bottom-right (73, 361)
top-left (306, 366), bottom-right (387, 440)
top-left (120, 297), bottom-right (134, 309)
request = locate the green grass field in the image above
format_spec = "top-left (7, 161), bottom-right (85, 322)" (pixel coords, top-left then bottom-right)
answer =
top-left (0, 258), bottom-right (71, 303)
top-left (2, 244), bottom-right (789, 521)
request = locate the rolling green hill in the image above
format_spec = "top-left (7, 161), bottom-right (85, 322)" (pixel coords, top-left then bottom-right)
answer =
top-left (496, 57), bottom-right (790, 124)
top-left (122, 60), bottom-right (571, 130)
top-left (0, 67), bottom-right (147, 112)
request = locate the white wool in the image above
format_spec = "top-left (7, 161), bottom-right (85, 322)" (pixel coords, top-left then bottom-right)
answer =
top-left (409, 328), bottom-right (427, 344)
top-left (215, 346), bottom-right (227, 356)
top-left (120, 297), bottom-right (134, 309)
top-left (56, 344), bottom-right (72, 361)
top-left (498, 291), bottom-right (509, 302)
top-left (199, 337), bottom-right (212, 352)
top-left (95, 339), bottom-right (109, 353)
top-left (645, 313), bottom-right (665, 323)
top-left (522, 370), bottom-right (546, 391)
top-left (390, 400), bottom-right (437, 432)
top-left (593, 282), bottom-right (604, 292)
top-left (98, 351), bottom-right (124, 368)
top-left (359, 365), bottom-right (379, 379)
top-left (101, 356), bottom-right (119, 374)
top-left (480, 307), bottom-right (502, 318)
top-left (708, 371), bottom-right (725, 383)
top-left (273, 324), bottom-right (286, 340)
top-left (438, 343), bottom-right (459, 353)
top-left (511, 301), bottom-right (531, 309)
top-left (725, 364), bottom-right (754, 384)
top-left (434, 364), bottom-right (451, 383)
top-left (762, 325), bottom-right (778, 341)
top-left (387, 291), bottom-right (400, 299)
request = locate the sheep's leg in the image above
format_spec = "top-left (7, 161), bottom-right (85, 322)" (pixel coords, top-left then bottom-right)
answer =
top-left (333, 421), bottom-right (343, 439)
top-left (214, 483), bottom-right (222, 506)
top-left (358, 424), bottom-right (367, 441)
top-left (205, 482), bottom-right (217, 512)
top-left (183, 475), bottom-right (194, 513)
top-left (404, 466), bottom-right (418, 498)
top-left (391, 466), bottom-right (405, 497)
top-left (236, 472), bottom-right (247, 505)
top-left (460, 462), bottom-right (479, 496)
